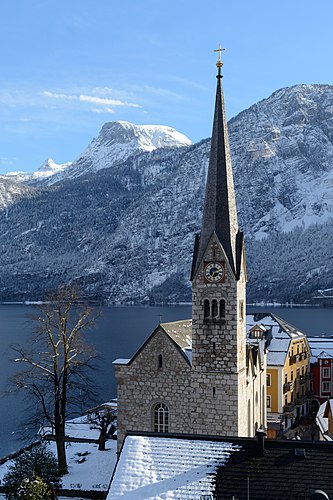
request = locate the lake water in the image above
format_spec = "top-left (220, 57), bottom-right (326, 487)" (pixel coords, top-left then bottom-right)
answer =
top-left (0, 303), bottom-right (332, 457)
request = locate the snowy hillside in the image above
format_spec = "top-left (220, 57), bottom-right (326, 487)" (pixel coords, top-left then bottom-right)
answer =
top-left (0, 85), bottom-right (333, 304)
top-left (230, 84), bottom-right (333, 238)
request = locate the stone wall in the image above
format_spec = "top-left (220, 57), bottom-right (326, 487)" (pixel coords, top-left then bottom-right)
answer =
top-left (115, 328), bottom-right (191, 449)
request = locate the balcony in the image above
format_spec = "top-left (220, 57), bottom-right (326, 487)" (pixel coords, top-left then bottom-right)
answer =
top-left (283, 382), bottom-right (291, 393)
top-left (289, 355), bottom-right (296, 366)
top-left (300, 375), bottom-right (308, 385)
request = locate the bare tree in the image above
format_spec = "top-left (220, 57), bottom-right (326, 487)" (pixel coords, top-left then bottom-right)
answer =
top-left (11, 285), bottom-right (99, 475)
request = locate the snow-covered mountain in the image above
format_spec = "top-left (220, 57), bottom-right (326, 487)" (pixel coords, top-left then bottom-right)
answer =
top-left (230, 84), bottom-right (333, 238)
top-left (5, 158), bottom-right (72, 188)
top-left (0, 85), bottom-right (333, 304)
top-left (3, 121), bottom-right (192, 188)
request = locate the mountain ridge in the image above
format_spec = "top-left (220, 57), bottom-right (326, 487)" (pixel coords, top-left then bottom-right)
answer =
top-left (1, 84), bottom-right (333, 304)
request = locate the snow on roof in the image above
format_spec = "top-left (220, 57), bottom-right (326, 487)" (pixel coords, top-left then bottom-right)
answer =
top-left (108, 435), bottom-right (238, 499)
top-left (161, 319), bottom-right (192, 350)
top-left (308, 337), bottom-right (333, 363)
top-left (113, 358), bottom-right (131, 365)
top-left (316, 401), bottom-right (333, 441)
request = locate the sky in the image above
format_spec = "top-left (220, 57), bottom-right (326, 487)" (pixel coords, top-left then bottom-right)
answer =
top-left (0, 0), bottom-right (332, 174)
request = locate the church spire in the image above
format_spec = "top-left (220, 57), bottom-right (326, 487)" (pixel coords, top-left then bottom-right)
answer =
top-left (191, 47), bottom-right (242, 279)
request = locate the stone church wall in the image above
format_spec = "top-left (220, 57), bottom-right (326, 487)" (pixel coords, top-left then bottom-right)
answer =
top-left (115, 328), bottom-right (192, 449)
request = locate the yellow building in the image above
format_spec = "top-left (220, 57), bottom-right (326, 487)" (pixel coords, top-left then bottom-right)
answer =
top-left (247, 313), bottom-right (311, 439)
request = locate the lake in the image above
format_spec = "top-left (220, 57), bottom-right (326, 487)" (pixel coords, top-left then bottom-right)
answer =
top-left (0, 303), bottom-right (332, 457)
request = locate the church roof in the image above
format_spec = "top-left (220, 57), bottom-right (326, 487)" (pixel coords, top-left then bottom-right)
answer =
top-left (191, 68), bottom-right (242, 279)
top-left (160, 319), bottom-right (192, 349)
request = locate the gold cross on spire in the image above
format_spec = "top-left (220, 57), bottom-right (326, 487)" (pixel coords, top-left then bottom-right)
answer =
top-left (214, 44), bottom-right (225, 70)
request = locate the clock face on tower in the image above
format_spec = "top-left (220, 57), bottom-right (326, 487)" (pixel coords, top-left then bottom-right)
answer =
top-left (204, 262), bottom-right (225, 283)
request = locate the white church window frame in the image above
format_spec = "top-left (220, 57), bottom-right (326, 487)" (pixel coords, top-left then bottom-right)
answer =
top-left (153, 402), bottom-right (169, 433)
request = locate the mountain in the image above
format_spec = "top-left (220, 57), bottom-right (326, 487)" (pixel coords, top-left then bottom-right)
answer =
top-left (4, 121), bottom-right (192, 188)
top-left (230, 83), bottom-right (333, 238)
top-left (0, 84), bottom-right (333, 304)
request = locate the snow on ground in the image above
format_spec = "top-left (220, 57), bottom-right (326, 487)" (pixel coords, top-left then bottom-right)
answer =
top-left (108, 435), bottom-right (239, 499)
top-left (40, 416), bottom-right (101, 441)
top-left (0, 440), bottom-right (117, 493)
top-left (50, 440), bottom-right (117, 491)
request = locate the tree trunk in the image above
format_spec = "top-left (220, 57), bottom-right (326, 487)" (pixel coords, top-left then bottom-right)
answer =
top-left (98, 429), bottom-right (107, 451)
top-left (55, 427), bottom-right (68, 475)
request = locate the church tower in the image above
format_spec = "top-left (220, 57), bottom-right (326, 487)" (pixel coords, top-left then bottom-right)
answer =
top-left (190, 48), bottom-right (248, 436)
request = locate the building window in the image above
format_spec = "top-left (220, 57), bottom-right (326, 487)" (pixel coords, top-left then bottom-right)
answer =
top-left (322, 381), bottom-right (331, 393)
top-left (266, 374), bottom-right (271, 387)
top-left (213, 387), bottom-right (216, 397)
top-left (204, 299), bottom-right (210, 318)
top-left (158, 354), bottom-right (163, 369)
top-left (220, 299), bottom-right (226, 318)
top-left (301, 365), bottom-right (304, 376)
top-left (323, 367), bottom-right (331, 379)
top-left (212, 299), bottom-right (218, 318)
top-left (284, 373), bottom-right (287, 384)
top-left (153, 403), bottom-right (169, 433)
top-left (266, 395), bottom-right (271, 409)
top-left (291, 371), bottom-right (294, 382)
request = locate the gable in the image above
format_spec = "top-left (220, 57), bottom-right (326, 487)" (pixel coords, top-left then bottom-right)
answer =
top-left (114, 325), bottom-right (192, 370)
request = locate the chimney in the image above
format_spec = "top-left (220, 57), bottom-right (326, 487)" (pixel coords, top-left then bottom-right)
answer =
top-left (256, 426), bottom-right (266, 457)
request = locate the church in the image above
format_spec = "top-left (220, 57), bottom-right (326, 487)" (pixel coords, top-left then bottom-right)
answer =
top-left (114, 51), bottom-right (266, 448)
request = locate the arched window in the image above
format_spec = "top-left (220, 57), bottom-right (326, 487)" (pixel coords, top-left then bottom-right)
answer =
top-left (220, 299), bottom-right (226, 318)
top-left (212, 299), bottom-right (218, 318)
top-left (153, 403), bottom-right (169, 433)
top-left (158, 354), bottom-right (163, 369)
top-left (204, 299), bottom-right (210, 318)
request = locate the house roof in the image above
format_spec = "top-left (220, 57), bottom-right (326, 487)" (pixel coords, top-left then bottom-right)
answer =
top-left (108, 434), bottom-right (239, 499)
top-left (308, 337), bottom-right (333, 363)
top-left (216, 438), bottom-right (333, 499)
top-left (108, 432), bottom-right (333, 500)
top-left (246, 313), bottom-right (308, 367)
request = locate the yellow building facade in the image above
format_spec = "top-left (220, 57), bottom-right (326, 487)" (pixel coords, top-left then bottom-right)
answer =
top-left (247, 313), bottom-right (311, 438)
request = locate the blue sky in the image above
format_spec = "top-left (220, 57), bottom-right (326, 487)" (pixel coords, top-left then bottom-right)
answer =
top-left (1, 0), bottom-right (332, 173)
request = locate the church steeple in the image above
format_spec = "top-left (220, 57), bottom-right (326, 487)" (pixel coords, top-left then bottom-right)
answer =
top-left (191, 49), bottom-right (243, 279)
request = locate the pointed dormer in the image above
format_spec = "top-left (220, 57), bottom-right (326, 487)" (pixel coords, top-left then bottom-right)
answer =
top-left (191, 54), bottom-right (243, 280)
